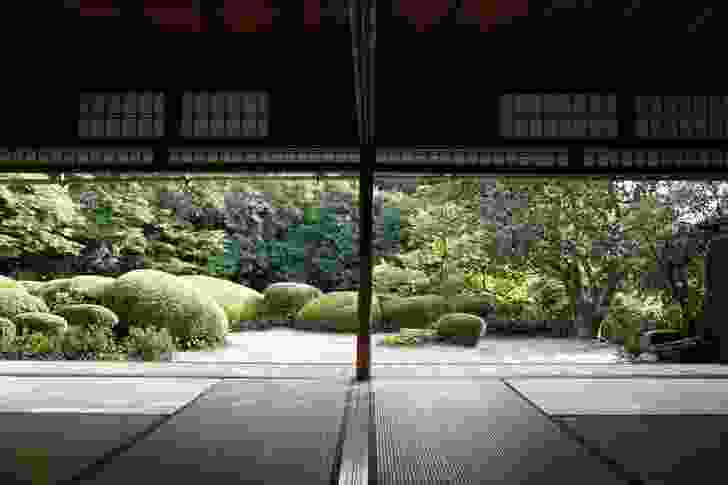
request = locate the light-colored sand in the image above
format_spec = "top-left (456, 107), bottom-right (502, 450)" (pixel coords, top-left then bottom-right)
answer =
top-left (171, 329), bottom-right (627, 364)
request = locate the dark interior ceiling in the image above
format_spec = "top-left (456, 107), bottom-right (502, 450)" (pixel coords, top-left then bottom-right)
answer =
top-left (0, 2), bottom-right (724, 148)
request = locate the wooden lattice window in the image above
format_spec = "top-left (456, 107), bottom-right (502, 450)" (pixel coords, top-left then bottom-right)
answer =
top-left (79, 91), bottom-right (165, 138)
top-left (180, 91), bottom-right (269, 138)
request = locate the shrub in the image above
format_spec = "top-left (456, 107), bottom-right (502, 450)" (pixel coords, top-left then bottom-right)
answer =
top-left (381, 334), bottom-right (421, 346)
top-left (10, 331), bottom-right (60, 355)
top-left (622, 333), bottom-right (642, 357)
top-left (494, 301), bottom-right (531, 320)
top-left (597, 304), bottom-right (642, 343)
top-left (0, 317), bottom-right (16, 348)
top-left (122, 326), bottom-right (177, 361)
top-left (46, 289), bottom-right (99, 313)
top-left (431, 313), bottom-right (484, 339)
top-left (57, 325), bottom-right (122, 359)
top-left (659, 303), bottom-right (687, 335)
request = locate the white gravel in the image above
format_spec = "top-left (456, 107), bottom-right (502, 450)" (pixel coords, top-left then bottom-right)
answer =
top-left (171, 329), bottom-right (627, 364)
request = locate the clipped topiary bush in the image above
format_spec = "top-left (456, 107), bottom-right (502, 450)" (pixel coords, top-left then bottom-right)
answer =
top-left (0, 275), bottom-right (19, 290)
top-left (52, 304), bottom-right (120, 332)
top-left (0, 288), bottom-right (50, 320)
top-left (0, 316), bottom-right (17, 348)
top-left (13, 312), bottom-right (68, 337)
top-left (56, 325), bottom-right (123, 360)
top-left (122, 326), bottom-right (176, 362)
top-left (430, 313), bottom-right (485, 340)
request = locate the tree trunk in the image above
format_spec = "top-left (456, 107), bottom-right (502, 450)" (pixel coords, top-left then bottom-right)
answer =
top-left (574, 289), bottom-right (598, 339)
top-left (570, 263), bottom-right (624, 340)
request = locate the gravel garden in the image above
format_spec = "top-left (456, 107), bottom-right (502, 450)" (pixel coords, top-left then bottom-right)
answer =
top-left (0, 271), bottom-right (635, 364)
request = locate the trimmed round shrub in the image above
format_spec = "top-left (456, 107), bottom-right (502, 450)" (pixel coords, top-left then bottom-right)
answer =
top-left (9, 332), bottom-right (60, 356)
top-left (36, 279), bottom-right (74, 300)
top-left (98, 269), bottom-right (228, 352)
top-left (177, 275), bottom-right (266, 326)
top-left (430, 313), bottom-right (485, 339)
top-left (447, 295), bottom-right (496, 319)
top-left (122, 326), bottom-right (176, 362)
top-left (223, 302), bottom-right (259, 329)
top-left (295, 291), bottom-right (381, 333)
top-left (598, 304), bottom-right (643, 343)
top-left (659, 303), bottom-right (687, 334)
top-left (0, 288), bottom-right (50, 320)
top-left (0, 316), bottom-right (16, 348)
top-left (261, 282), bottom-right (324, 321)
top-left (52, 304), bottom-right (119, 331)
top-left (66, 276), bottom-right (117, 301)
top-left (379, 294), bottom-right (452, 330)
top-left (56, 325), bottom-right (123, 359)
top-left (0, 276), bottom-right (20, 290)
top-left (16, 280), bottom-right (46, 295)
top-left (13, 312), bottom-right (68, 337)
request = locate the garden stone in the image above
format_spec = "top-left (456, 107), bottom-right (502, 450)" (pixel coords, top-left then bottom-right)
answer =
top-left (636, 352), bottom-right (660, 363)
top-left (639, 329), bottom-right (683, 353)
top-left (234, 320), bottom-right (275, 332)
top-left (649, 335), bottom-right (720, 363)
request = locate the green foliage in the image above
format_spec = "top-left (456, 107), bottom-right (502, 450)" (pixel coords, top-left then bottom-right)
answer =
top-left (122, 326), bottom-right (177, 361)
top-left (2, 172), bottom-right (719, 349)
top-left (431, 313), bottom-right (483, 338)
top-left (622, 333), bottom-right (643, 356)
top-left (45, 288), bottom-right (100, 313)
top-left (659, 303), bottom-right (685, 332)
top-left (0, 317), bottom-right (17, 348)
top-left (0, 276), bottom-right (19, 289)
top-left (596, 297), bottom-right (644, 342)
top-left (380, 328), bottom-right (437, 347)
top-left (527, 276), bottom-right (570, 320)
top-left (381, 334), bottom-right (420, 346)
top-left (9, 331), bottom-right (59, 355)
top-left (55, 325), bottom-right (124, 359)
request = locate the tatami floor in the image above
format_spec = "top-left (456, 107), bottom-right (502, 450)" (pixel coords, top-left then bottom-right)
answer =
top-left (0, 362), bottom-right (726, 484)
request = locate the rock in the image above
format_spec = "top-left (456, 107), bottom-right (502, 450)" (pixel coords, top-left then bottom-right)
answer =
top-left (639, 329), bottom-right (683, 353)
top-left (650, 336), bottom-right (720, 363)
top-left (636, 352), bottom-right (660, 363)
top-left (234, 320), bottom-right (276, 332)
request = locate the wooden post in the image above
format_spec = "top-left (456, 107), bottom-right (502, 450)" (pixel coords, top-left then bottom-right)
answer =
top-left (356, 166), bottom-right (373, 381)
